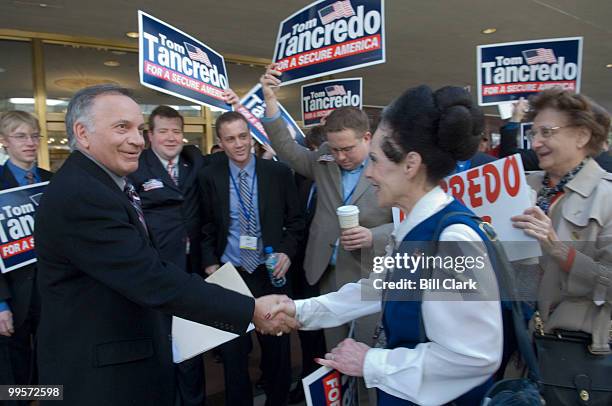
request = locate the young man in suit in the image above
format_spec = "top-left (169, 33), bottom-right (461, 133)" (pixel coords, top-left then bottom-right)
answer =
top-left (128, 106), bottom-right (206, 406)
top-left (199, 111), bottom-right (304, 406)
top-left (34, 84), bottom-right (297, 406)
top-left (0, 111), bottom-right (52, 399)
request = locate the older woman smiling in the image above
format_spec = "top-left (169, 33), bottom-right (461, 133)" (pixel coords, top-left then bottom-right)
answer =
top-left (511, 88), bottom-right (612, 354)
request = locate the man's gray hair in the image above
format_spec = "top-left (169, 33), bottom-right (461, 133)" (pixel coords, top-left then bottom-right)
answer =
top-left (65, 84), bottom-right (135, 151)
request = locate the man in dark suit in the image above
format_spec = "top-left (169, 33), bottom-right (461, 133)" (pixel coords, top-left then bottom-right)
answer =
top-left (128, 105), bottom-right (206, 406)
top-left (0, 111), bottom-right (52, 400)
top-left (34, 84), bottom-right (297, 406)
top-left (199, 110), bottom-right (304, 406)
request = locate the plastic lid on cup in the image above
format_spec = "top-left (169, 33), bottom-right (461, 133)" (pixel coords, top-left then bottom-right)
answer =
top-left (336, 205), bottom-right (359, 216)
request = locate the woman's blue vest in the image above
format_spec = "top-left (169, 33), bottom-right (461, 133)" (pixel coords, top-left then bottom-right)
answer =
top-left (377, 199), bottom-right (495, 406)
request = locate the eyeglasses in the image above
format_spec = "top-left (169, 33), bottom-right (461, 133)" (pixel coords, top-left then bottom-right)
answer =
top-left (329, 139), bottom-right (364, 154)
top-left (525, 125), bottom-right (572, 143)
top-left (8, 133), bottom-right (42, 143)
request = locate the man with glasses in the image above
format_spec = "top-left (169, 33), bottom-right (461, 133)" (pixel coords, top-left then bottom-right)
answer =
top-left (258, 68), bottom-right (393, 354)
top-left (0, 111), bottom-right (52, 397)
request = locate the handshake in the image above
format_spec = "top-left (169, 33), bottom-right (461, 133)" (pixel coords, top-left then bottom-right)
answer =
top-left (252, 294), bottom-right (299, 336)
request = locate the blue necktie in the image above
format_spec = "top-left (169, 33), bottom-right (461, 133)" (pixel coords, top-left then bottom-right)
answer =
top-left (238, 170), bottom-right (259, 272)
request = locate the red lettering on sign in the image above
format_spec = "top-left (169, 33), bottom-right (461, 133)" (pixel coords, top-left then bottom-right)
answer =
top-left (466, 168), bottom-right (482, 208)
top-left (503, 156), bottom-right (520, 197)
top-left (323, 371), bottom-right (342, 406)
top-left (482, 163), bottom-right (501, 203)
top-left (448, 176), bottom-right (465, 205)
top-left (0, 236), bottom-right (35, 259)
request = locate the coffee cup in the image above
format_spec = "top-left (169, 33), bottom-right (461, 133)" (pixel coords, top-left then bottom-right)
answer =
top-left (336, 205), bottom-right (360, 229)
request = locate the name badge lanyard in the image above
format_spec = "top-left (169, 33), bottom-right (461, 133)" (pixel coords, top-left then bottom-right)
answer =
top-left (229, 170), bottom-right (257, 227)
top-left (343, 182), bottom-right (358, 205)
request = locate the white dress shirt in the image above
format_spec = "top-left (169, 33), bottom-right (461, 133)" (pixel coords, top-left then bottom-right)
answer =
top-left (295, 186), bottom-right (503, 406)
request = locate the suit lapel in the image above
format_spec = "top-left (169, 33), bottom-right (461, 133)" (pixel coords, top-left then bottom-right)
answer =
top-left (328, 162), bottom-right (343, 202)
top-left (0, 164), bottom-right (19, 189)
top-left (349, 163), bottom-right (371, 204)
top-left (255, 158), bottom-right (268, 223)
top-left (144, 149), bottom-right (181, 193)
top-left (178, 157), bottom-right (193, 190)
top-left (39, 168), bottom-right (53, 182)
top-left (216, 160), bottom-right (231, 232)
top-left (72, 151), bottom-right (151, 241)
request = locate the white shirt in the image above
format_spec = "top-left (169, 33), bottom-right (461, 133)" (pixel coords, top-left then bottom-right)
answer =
top-left (295, 187), bottom-right (502, 406)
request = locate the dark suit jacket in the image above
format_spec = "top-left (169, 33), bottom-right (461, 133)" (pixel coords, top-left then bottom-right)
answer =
top-left (198, 154), bottom-right (304, 269)
top-left (128, 146), bottom-right (205, 275)
top-left (0, 164), bottom-right (52, 328)
top-left (34, 151), bottom-right (254, 406)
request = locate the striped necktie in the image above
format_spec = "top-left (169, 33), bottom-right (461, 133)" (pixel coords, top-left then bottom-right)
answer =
top-left (123, 181), bottom-right (148, 235)
top-left (25, 171), bottom-right (35, 184)
top-left (238, 170), bottom-right (259, 273)
top-left (167, 159), bottom-right (178, 185)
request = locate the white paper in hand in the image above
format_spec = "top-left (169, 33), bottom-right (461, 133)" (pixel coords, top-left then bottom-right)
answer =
top-left (172, 262), bottom-right (254, 363)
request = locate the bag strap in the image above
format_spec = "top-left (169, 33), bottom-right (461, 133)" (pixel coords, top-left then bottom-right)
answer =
top-left (432, 211), bottom-right (542, 382)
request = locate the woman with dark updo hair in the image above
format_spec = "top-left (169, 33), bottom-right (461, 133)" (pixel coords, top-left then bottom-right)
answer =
top-left (278, 85), bottom-right (503, 405)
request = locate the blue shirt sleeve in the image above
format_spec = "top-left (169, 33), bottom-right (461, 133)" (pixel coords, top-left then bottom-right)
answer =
top-left (0, 301), bottom-right (10, 312)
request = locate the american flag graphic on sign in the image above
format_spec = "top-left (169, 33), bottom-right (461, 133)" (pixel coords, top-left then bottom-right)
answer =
top-left (184, 42), bottom-right (212, 67)
top-left (325, 85), bottom-right (347, 96)
top-left (522, 48), bottom-right (557, 65)
top-left (318, 0), bottom-right (355, 24)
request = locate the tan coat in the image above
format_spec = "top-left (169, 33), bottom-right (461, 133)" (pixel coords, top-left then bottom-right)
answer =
top-left (263, 117), bottom-right (393, 286)
top-left (528, 158), bottom-right (612, 352)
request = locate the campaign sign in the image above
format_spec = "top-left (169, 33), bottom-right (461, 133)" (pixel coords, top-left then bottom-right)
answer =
top-left (0, 182), bottom-right (48, 274)
top-left (393, 155), bottom-right (541, 261)
top-left (237, 84), bottom-right (305, 146)
top-left (477, 37), bottom-right (582, 105)
top-left (273, 0), bottom-right (385, 86)
top-left (139, 11), bottom-right (230, 110)
top-left (302, 78), bottom-right (362, 127)
top-left (520, 122), bottom-right (533, 150)
top-left (303, 366), bottom-right (357, 406)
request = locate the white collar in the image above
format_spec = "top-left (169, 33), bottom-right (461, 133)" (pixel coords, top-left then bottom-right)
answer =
top-left (392, 186), bottom-right (453, 246)
top-left (153, 150), bottom-right (180, 169)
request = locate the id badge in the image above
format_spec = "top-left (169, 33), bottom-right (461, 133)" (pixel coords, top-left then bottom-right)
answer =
top-left (240, 235), bottom-right (258, 250)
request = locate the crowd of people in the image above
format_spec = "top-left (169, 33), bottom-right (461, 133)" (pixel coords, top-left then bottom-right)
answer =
top-left (0, 63), bottom-right (610, 406)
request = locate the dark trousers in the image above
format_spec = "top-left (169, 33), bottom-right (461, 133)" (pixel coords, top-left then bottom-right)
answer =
top-left (175, 254), bottom-right (206, 406)
top-left (291, 270), bottom-right (326, 378)
top-left (0, 290), bottom-right (39, 406)
top-left (175, 354), bottom-right (206, 406)
top-left (218, 265), bottom-right (291, 406)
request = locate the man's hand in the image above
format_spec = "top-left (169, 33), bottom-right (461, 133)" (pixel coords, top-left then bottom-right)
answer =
top-left (0, 309), bottom-right (14, 337)
top-left (260, 64), bottom-right (282, 117)
top-left (204, 264), bottom-right (220, 276)
top-left (511, 97), bottom-right (528, 123)
top-left (273, 253), bottom-right (291, 279)
top-left (253, 294), bottom-right (298, 335)
top-left (340, 226), bottom-right (373, 251)
top-left (316, 338), bottom-right (369, 377)
top-left (261, 143), bottom-right (277, 160)
top-left (222, 88), bottom-right (241, 109)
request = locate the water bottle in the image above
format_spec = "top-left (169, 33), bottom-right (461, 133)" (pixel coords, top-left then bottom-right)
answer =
top-left (264, 246), bottom-right (286, 287)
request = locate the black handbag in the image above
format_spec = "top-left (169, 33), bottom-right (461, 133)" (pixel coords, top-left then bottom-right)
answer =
top-left (533, 314), bottom-right (612, 406)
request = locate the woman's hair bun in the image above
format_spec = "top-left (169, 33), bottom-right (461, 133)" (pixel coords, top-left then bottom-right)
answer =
top-left (433, 86), bottom-right (483, 161)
